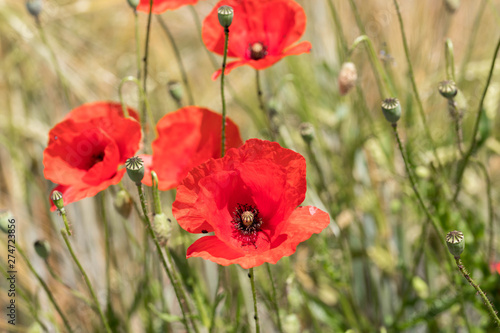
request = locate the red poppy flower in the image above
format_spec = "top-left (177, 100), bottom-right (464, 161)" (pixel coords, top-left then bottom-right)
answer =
top-left (202, 0), bottom-right (312, 80)
top-left (172, 139), bottom-right (330, 269)
top-left (137, 0), bottom-right (200, 14)
top-left (43, 102), bottom-right (141, 210)
top-left (142, 106), bottom-right (242, 190)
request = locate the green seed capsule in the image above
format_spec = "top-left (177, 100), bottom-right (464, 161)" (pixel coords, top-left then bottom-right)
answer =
top-left (381, 98), bottom-right (401, 124)
top-left (218, 6), bottom-right (234, 28)
top-left (34, 240), bottom-right (51, 259)
top-left (126, 156), bottom-right (145, 184)
top-left (446, 230), bottom-right (465, 258)
top-left (438, 80), bottom-right (458, 99)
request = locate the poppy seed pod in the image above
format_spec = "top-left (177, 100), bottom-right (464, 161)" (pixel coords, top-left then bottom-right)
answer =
top-left (0, 210), bottom-right (13, 234)
top-left (438, 80), bottom-right (458, 99)
top-left (34, 240), bottom-right (51, 259)
top-left (126, 156), bottom-right (145, 184)
top-left (51, 190), bottom-right (65, 212)
top-left (167, 81), bottom-right (183, 105)
top-left (446, 230), bottom-right (465, 258)
top-left (381, 98), bottom-right (401, 124)
top-left (127, 0), bottom-right (140, 9)
top-left (217, 5), bottom-right (234, 28)
top-left (338, 62), bottom-right (357, 96)
top-left (26, 0), bottom-right (43, 17)
top-left (299, 123), bottom-right (315, 144)
top-left (114, 190), bottom-right (133, 218)
top-left (444, 0), bottom-right (460, 13)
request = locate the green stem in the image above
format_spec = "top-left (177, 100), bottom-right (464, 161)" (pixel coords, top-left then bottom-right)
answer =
top-left (220, 26), bottom-right (230, 157)
top-left (448, 99), bottom-right (464, 155)
top-left (266, 264), bottom-right (283, 332)
top-left (348, 35), bottom-right (395, 98)
top-left (135, 183), bottom-right (194, 333)
top-left (45, 260), bottom-right (96, 309)
top-left (142, 0), bottom-right (154, 145)
top-left (458, 0), bottom-right (487, 85)
top-left (60, 208), bottom-right (72, 236)
top-left (134, 10), bottom-right (141, 82)
top-left (249, 268), bottom-right (260, 333)
top-left (256, 70), bottom-right (276, 140)
top-left (327, 0), bottom-right (348, 58)
top-left (61, 230), bottom-right (112, 333)
top-left (118, 76), bottom-right (157, 137)
top-left (454, 257), bottom-right (500, 326)
top-left (99, 192), bottom-right (112, 310)
top-left (35, 17), bottom-right (71, 108)
top-left (474, 161), bottom-right (495, 262)
top-left (453, 34), bottom-right (500, 202)
top-left (347, 0), bottom-right (366, 35)
top-left (17, 245), bottom-right (73, 332)
top-left (156, 15), bottom-right (195, 105)
top-left (392, 0), bottom-right (442, 169)
top-left (391, 124), bottom-right (444, 239)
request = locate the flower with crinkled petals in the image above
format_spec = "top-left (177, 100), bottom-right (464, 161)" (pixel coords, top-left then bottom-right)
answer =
top-left (137, 0), bottom-right (200, 14)
top-left (202, 0), bottom-right (312, 80)
top-left (172, 139), bottom-right (330, 269)
top-left (43, 102), bottom-right (141, 210)
top-left (141, 106), bottom-right (242, 190)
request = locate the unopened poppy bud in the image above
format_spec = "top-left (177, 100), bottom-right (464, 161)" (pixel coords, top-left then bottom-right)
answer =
top-left (218, 5), bottom-right (234, 28)
top-left (153, 213), bottom-right (171, 246)
top-left (34, 240), bottom-right (51, 259)
top-left (127, 0), bottom-right (139, 9)
top-left (299, 123), bottom-right (315, 144)
top-left (167, 81), bottom-right (183, 105)
top-left (114, 190), bottom-right (133, 218)
top-left (446, 230), bottom-right (465, 258)
top-left (381, 98), bottom-right (401, 124)
top-left (338, 62), bottom-right (357, 96)
top-left (438, 80), bottom-right (458, 99)
top-left (26, 0), bottom-right (43, 18)
top-left (51, 190), bottom-right (65, 212)
top-left (0, 210), bottom-right (13, 234)
top-left (444, 0), bottom-right (460, 13)
top-left (126, 156), bottom-right (145, 184)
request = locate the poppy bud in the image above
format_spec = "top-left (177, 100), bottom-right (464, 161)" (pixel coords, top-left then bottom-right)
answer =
top-left (444, 0), bottom-right (460, 13)
top-left (153, 213), bottom-right (171, 246)
top-left (126, 156), bottom-right (145, 184)
top-left (299, 123), bottom-right (315, 144)
top-left (218, 5), bottom-right (234, 28)
top-left (0, 210), bottom-right (13, 234)
top-left (51, 190), bottom-right (65, 212)
top-left (446, 230), bottom-right (464, 258)
top-left (26, 0), bottom-right (43, 18)
top-left (381, 98), bottom-right (401, 124)
top-left (114, 190), bottom-right (133, 218)
top-left (438, 80), bottom-right (458, 99)
top-left (34, 240), bottom-right (51, 259)
top-left (338, 62), bottom-right (357, 96)
top-left (127, 0), bottom-right (139, 9)
top-left (167, 81), bottom-right (183, 105)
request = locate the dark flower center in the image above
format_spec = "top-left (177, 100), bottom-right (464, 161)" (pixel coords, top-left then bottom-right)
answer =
top-left (91, 151), bottom-right (105, 166)
top-left (231, 203), bottom-right (263, 247)
top-left (248, 42), bottom-right (268, 60)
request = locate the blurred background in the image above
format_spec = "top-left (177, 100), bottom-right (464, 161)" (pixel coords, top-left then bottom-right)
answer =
top-left (1, 0), bottom-right (500, 332)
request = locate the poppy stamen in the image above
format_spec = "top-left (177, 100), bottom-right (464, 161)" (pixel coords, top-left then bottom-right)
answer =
top-left (231, 203), bottom-right (263, 247)
top-left (248, 42), bottom-right (268, 60)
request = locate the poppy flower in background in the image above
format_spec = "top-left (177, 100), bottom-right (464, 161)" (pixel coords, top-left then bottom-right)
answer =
top-left (137, 0), bottom-right (200, 14)
top-left (43, 102), bottom-right (141, 210)
top-left (490, 262), bottom-right (500, 274)
top-left (172, 139), bottom-right (330, 269)
top-left (202, 0), bottom-right (312, 80)
top-left (141, 106), bottom-right (243, 190)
